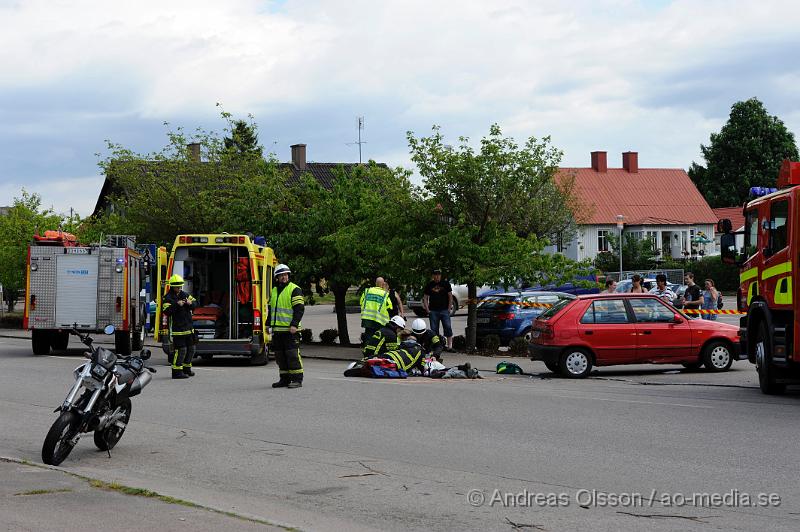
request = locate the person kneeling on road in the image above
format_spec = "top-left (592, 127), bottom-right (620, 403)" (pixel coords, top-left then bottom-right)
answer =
top-left (410, 318), bottom-right (444, 361)
top-left (268, 263), bottom-right (305, 389)
top-left (163, 274), bottom-right (198, 380)
top-left (362, 315), bottom-right (405, 359)
top-left (378, 336), bottom-right (426, 373)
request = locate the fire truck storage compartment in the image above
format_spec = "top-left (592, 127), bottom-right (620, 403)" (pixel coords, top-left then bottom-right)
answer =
top-left (55, 253), bottom-right (99, 328)
top-left (173, 245), bottom-right (253, 341)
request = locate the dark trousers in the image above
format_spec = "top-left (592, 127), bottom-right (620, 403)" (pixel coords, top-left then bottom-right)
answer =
top-left (273, 332), bottom-right (303, 382)
top-left (362, 320), bottom-right (381, 345)
top-left (171, 334), bottom-right (196, 369)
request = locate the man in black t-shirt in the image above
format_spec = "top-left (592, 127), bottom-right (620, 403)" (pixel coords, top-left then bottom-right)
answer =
top-left (680, 272), bottom-right (702, 317)
top-left (423, 269), bottom-right (454, 351)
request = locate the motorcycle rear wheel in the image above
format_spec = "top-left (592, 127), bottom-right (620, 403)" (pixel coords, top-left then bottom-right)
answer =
top-left (94, 398), bottom-right (132, 451)
top-left (42, 411), bottom-right (80, 466)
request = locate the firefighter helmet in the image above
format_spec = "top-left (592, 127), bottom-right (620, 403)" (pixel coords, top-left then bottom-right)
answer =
top-left (168, 274), bottom-right (184, 287)
top-left (389, 315), bottom-right (406, 329)
top-left (274, 264), bottom-right (291, 277)
top-left (411, 318), bottom-right (427, 334)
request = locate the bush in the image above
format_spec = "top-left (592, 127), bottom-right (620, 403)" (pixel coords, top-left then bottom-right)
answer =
top-left (0, 315), bottom-right (23, 329)
top-left (479, 334), bottom-right (501, 354)
top-left (509, 337), bottom-right (529, 357)
top-left (319, 329), bottom-right (339, 345)
top-left (300, 329), bottom-right (313, 344)
top-left (453, 335), bottom-right (467, 351)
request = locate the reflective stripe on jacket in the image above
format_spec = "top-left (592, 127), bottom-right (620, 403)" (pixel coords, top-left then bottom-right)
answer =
top-left (360, 286), bottom-right (392, 326)
top-left (383, 344), bottom-right (425, 372)
top-left (163, 290), bottom-right (196, 334)
top-left (270, 282), bottom-right (304, 332)
top-left (362, 326), bottom-right (399, 358)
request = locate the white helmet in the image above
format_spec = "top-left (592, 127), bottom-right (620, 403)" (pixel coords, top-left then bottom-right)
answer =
top-left (389, 315), bottom-right (406, 329)
top-left (274, 264), bottom-right (291, 277)
top-left (411, 318), bottom-right (427, 334)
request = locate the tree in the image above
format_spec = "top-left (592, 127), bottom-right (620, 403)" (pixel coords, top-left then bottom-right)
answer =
top-left (594, 232), bottom-right (658, 274)
top-left (0, 191), bottom-right (65, 311)
top-left (689, 98), bottom-right (799, 208)
top-left (224, 118), bottom-right (262, 157)
top-left (407, 124), bottom-right (592, 350)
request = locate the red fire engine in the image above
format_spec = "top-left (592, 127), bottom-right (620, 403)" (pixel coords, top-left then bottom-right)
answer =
top-left (720, 160), bottom-right (800, 394)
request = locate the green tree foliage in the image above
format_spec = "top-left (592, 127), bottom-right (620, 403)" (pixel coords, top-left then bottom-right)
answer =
top-left (689, 98), bottom-right (799, 208)
top-left (0, 191), bottom-right (65, 311)
top-left (594, 232), bottom-right (659, 274)
top-left (407, 124), bottom-right (592, 350)
top-left (224, 118), bottom-right (262, 157)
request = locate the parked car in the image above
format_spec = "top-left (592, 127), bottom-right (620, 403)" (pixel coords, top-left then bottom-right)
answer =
top-left (476, 291), bottom-right (575, 345)
top-left (529, 293), bottom-right (740, 378)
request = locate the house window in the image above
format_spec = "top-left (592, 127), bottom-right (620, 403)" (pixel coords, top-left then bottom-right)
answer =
top-left (597, 230), bottom-right (610, 252)
top-left (555, 232), bottom-right (565, 253)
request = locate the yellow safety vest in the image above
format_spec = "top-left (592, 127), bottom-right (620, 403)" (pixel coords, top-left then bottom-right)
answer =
top-left (270, 282), bottom-right (303, 332)
top-left (360, 286), bottom-right (392, 325)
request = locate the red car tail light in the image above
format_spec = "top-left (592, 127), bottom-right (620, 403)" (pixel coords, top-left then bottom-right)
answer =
top-left (495, 312), bottom-right (516, 321)
top-left (534, 322), bottom-right (555, 340)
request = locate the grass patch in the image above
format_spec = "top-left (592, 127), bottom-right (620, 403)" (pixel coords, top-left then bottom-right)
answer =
top-left (14, 488), bottom-right (73, 496)
top-left (309, 291), bottom-right (361, 306)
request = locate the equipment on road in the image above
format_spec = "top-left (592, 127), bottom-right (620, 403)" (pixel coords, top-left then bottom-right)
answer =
top-left (41, 325), bottom-right (156, 466)
top-left (24, 232), bottom-right (146, 357)
top-left (720, 160), bottom-right (800, 394)
top-left (154, 234), bottom-right (277, 365)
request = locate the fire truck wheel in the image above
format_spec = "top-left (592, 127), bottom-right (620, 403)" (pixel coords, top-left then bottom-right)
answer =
top-left (755, 322), bottom-right (786, 395)
top-left (32, 330), bottom-right (52, 356)
top-left (131, 328), bottom-right (144, 351)
top-left (51, 331), bottom-right (70, 351)
top-left (115, 331), bottom-right (132, 357)
top-left (702, 341), bottom-right (733, 372)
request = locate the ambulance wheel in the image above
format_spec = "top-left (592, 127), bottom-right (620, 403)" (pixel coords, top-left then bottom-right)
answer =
top-left (32, 330), bottom-right (52, 356)
top-left (115, 331), bottom-right (132, 356)
top-left (131, 328), bottom-right (144, 351)
top-left (51, 331), bottom-right (70, 351)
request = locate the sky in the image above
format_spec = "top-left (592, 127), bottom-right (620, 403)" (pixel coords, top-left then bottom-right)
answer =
top-left (0, 0), bottom-right (798, 217)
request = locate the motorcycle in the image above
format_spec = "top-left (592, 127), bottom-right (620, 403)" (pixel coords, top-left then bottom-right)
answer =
top-left (42, 325), bottom-right (156, 466)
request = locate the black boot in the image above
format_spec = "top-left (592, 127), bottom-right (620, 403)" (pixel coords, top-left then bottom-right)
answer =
top-left (272, 378), bottom-right (290, 388)
top-left (172, 369), bottom-right (189, 379)
top-left (183, 366), bottom-right (195, 377)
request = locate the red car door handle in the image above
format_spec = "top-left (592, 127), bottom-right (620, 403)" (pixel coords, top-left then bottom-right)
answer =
top-left (642, 330), bottom-right (652, 335)
top-left (584, 330), bottom-right (593, 335)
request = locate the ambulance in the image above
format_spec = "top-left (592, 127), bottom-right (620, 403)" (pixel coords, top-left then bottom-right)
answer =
top-left (154, 234), bottom-right (278, 365)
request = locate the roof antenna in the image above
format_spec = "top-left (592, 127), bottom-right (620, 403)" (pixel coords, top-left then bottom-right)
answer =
top-left (346, 116), bottom-right (367, 164)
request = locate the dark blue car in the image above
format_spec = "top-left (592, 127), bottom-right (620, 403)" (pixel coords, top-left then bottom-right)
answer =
top-left (476, 291), bottom-right (575, 345)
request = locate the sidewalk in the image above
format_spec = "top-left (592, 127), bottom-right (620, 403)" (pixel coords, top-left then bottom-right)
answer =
top-left (0, 458), bottom-right (287, 531)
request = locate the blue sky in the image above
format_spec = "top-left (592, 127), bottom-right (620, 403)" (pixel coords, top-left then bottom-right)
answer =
top-left (0, 0), bottom-right (798, 216)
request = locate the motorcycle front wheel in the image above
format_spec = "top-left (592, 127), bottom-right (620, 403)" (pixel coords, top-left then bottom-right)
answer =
top-left (94, 398), bottom-right (131, 451)
top-left (42, 411), bottom-right (80, 466)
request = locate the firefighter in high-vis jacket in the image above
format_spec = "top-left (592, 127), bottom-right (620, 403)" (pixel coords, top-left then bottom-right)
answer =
top-left (268, 264), bottom-right (305, 389)
top-left (162, 274), bottom-right (198, 379)
top-left (362, 315), bottom-right (405, 359)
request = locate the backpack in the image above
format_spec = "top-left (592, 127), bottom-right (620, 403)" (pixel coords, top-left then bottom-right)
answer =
top-left (717, 293), bottom-right (724, 309)
top-left (496, 361), bottom-right (524, 375)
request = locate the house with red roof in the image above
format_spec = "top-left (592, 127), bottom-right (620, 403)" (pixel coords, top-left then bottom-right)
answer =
top-left (553, 151), bottom-right (718, 263)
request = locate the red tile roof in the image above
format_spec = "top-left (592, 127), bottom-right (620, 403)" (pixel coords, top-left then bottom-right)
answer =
top-left (712, 207), bottom-right (745, 231)
top-left (558, 167), bottom-right (718, 225)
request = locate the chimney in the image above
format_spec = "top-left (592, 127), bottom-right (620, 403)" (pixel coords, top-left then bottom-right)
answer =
top-left (590, 151), bottom-right (607, 173)
top-left (187, 143), bottom-right (201, 162)
top-left (622, 151), bottom-right (638, 173)
top-left (291, 144), bottom-right (307, 171)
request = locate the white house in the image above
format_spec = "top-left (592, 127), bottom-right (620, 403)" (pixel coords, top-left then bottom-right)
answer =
top-left (550, 151), bottom-right (718, 263)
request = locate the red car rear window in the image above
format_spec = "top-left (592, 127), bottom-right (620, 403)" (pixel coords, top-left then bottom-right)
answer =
top-left (536, 298), bottom-right (572, 320)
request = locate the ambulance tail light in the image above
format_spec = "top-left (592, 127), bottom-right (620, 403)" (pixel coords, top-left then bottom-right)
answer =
top-left (238, 236), bottom-right (246, 244)
top-left (253, 309), bottom-right (261, 331)
top-left (179, 236), bottom-right (188, 244)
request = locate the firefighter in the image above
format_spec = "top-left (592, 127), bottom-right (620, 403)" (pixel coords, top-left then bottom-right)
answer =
top-left (359, 277), bottom-right (393, 343)
top-left (410, 318), bottom-right (444, 361)
top-left (380, 336), bottom-right (426, 372)
top-left (162, 274), bottom-right (198, 379)
top-left (362, 315), bottom-right (405, 359)
top-left (268, 263), bottom-right (305, 389)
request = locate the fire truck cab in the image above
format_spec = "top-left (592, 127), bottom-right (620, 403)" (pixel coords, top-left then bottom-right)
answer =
top-left (154, 234), bottom-right (277, 365)
top-left (720, 160), bottom-right (800, 394)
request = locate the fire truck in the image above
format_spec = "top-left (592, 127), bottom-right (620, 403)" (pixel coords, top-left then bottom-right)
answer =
top-left (719, 160), bottom-right (800, 394)
top-left (23, 232), bottom-right (146, 356)
top-left (154, 234), bottom-right (277, 365)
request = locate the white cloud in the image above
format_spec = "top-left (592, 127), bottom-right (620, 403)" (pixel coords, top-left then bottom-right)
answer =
top-left (0, 176), bottom-right (105, 218)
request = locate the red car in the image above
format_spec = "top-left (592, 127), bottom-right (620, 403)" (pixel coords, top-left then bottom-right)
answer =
top-left (529, 294), bottom-right (740, 378)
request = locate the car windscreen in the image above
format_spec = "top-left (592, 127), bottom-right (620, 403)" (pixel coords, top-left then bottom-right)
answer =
top-left (477, 296), bottom-right (517, 311)
top-left (536, 298), bottom-right (572, 320)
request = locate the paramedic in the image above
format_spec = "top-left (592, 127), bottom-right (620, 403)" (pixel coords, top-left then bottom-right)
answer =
top-left (268, 264), bottom-right (305, 389)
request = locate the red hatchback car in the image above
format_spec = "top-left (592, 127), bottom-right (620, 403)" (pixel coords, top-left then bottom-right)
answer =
top-left (529, 294), bottom-right (740, 378)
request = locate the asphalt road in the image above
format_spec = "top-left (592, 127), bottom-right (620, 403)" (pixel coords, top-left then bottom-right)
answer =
top-left (2, 334), bottom-right (799, 531)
